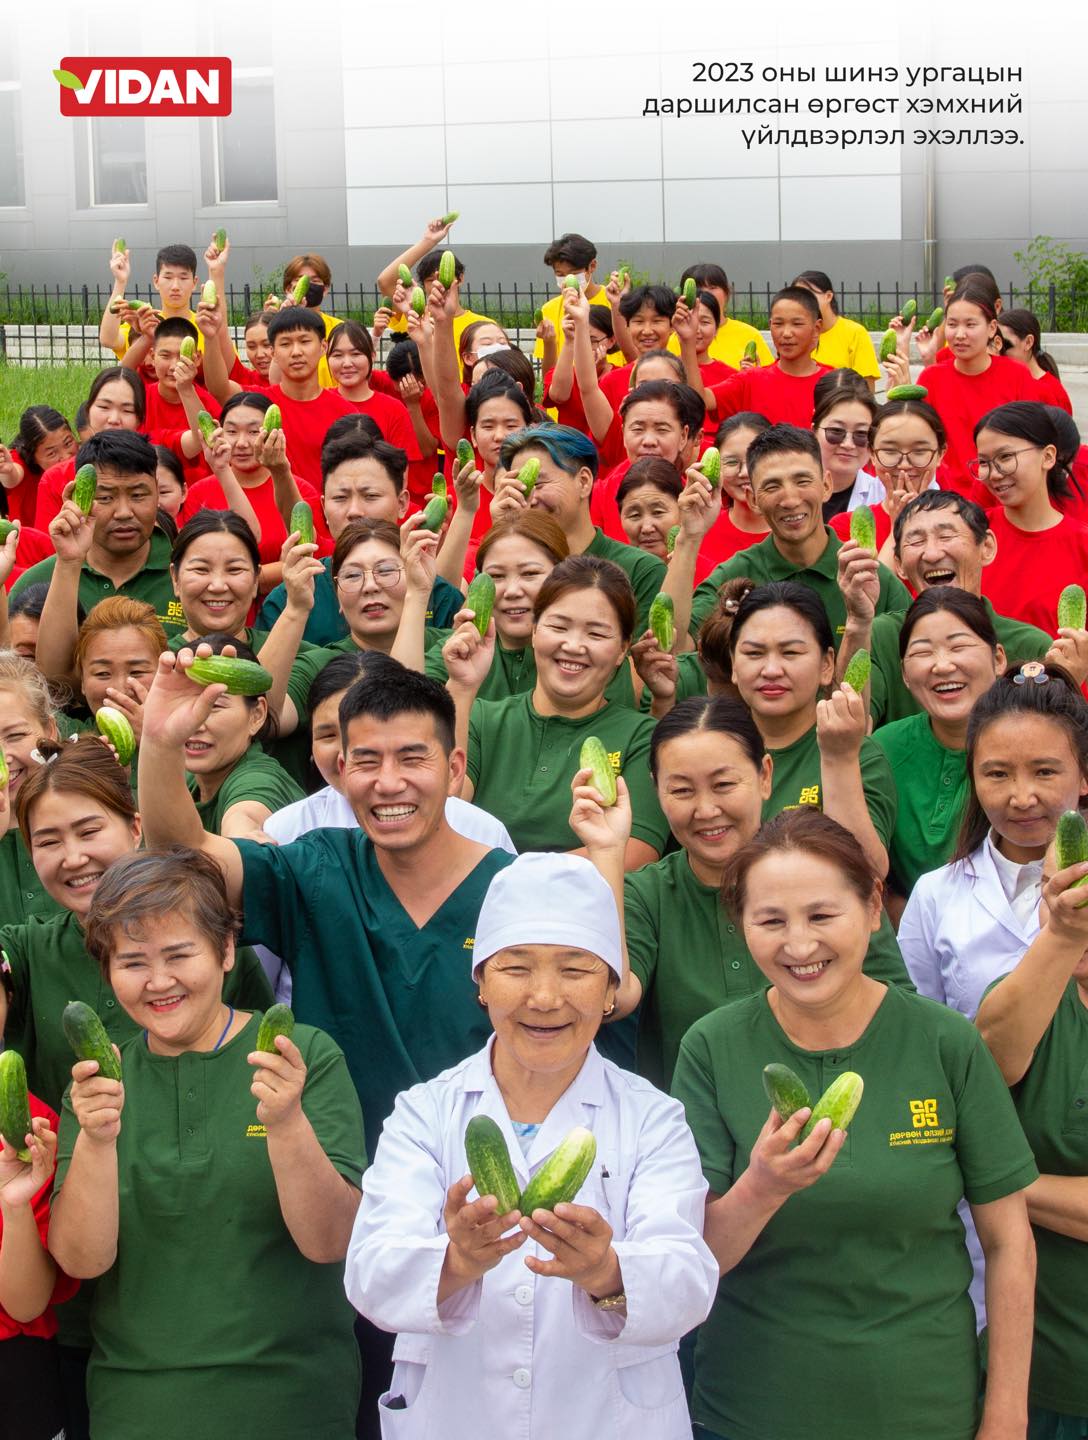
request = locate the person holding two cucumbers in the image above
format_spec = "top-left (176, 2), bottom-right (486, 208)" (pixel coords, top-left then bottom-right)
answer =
top-left (48, 847), bottom-right (364, 1440)
top-left (345, 848), bottom-right (717, 1439)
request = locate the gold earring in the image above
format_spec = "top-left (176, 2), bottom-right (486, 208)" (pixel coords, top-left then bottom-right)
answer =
top-left (477, 994), bottom-right (488, 1009)
top-left (603, 1001), bottom-right (616, 1018)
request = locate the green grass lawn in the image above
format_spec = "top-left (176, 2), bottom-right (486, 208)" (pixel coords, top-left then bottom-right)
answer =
top-left (0, 362), bottom-right (101, 442)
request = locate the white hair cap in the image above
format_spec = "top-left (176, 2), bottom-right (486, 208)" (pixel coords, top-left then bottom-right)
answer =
top-left (472, 853), bottom-right (622, 980)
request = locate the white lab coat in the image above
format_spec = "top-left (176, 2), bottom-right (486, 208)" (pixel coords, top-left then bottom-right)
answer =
top-left (345, 1037), bottom-right (717, 1440)
top-left (897, 838), bottom-right (1040, 1020)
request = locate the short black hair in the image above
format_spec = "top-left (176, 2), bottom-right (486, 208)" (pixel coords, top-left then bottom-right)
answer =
top-left (75, 430), bottom-right (158, 479)
top-left (153, 316), bottom-right (199, 347)
top-left (323, 414), bottom-right (383, 451)
top-left (155, 245), bottom-right (198, 275)
top-left (321, 434), bottom-right (407, 493)
top-left (309, 651), bottom-right (385, 715)
top-left (9, 581), bottom-right (82, 626)
top-left (339, 657), bottom-right (456, 755)
top-left (680, 263), bottom-right (730, 294)
top-left (267, 307), bottom-right (326, 344)
top-left (385, 337), bottom-right (423, 383)
top-left (771, 286), bottom-right (821, 324)
top-left (466, 371), bottom-right (533, 429)
top-left (952, 262), bottom-right (996, 284)
top-left (543, 233), bottom-right (597, 269)
top-left (891, 489), bottom-right (990, 554)
top-left (619, 285), bottom-right (677, 323)
top-left (220, 390), bottom-right (273, 424)
top-left (745, 423), bottom-right (821, 483)
top-left (620, 379), bottom-right (705, 436)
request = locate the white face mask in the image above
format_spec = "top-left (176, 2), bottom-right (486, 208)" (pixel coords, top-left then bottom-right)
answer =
top-left (559, 272), bottom-right (587, 293)
top-left (475, 343), bottom-right (510, 359)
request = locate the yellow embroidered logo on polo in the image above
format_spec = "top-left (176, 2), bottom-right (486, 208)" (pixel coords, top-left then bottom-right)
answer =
top-left (608, 751), bottom-right (621, 772)
top-left (888, 1098), bottom-right (955, 1147)
top-left (463, 937), bottom-right (474, 950)
top-left (798, 785), bottom-right (820, 807)
top-left (165, 600), bottom-right (185, 620)
top-left (246, 1123), bottom-right (268, 1139)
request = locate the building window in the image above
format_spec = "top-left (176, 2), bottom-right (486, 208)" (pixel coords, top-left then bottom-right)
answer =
top-left (90, 117), bottom-right (148, 205)
top-left (215, 70), bottom-right (277, 202)
top-left (0, 86), bottom-right (24, 207)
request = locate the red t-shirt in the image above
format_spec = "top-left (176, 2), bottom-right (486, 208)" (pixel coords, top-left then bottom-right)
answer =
top-left (6, 450), bottom-right (42, 528)
top-left (980, 508), bottom-right (1088, 633)
top-left (145, 382), bottom-right (220, 484)
top-left (698, 359), bottom-right (737, 434)
top-left (34, 457), bottom-right (84, 531)
top-left (543, 367), bottom-right (593, 435)
top-left (0, 1094), bottom-right (78, 1340)
top-left (228, 354), bottom-right (269, 391)
top-left (181, 472), bottom-right (328, 565)
top-left (591, 460), bottom-right (631, 541)
top-left (344, 393), bottom-right (421, 459)
top-left (462, 487), bottom-right (494, 583)
top-left (697, 510), bottom-right (772, 580)
top-left (935, 346), bottom-right (954, 364)
top-left (257, 385), bottom-right (356, 487)
top-left (1032, 369), bottom-right (1073, 415)
top-left (6, 525), bottom-right (56, 590)
top-left (915, 354), bottom-right (1037, 502)
top-left (599, 362), bottom-right (635, 412)
top-left (829, 503), bottom-right (894, 551)
top-left (1062, 446), bottom-right (1088, 525)
top-left (709, 362), bottom-right (832, 428)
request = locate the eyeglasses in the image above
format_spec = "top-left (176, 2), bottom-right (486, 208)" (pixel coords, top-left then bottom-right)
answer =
top-left (874, 445), bottom-right (939, 469)
top-left (820, 426), bottom-right (871, 448)
top-left (719, 457), bottom-right (745, 475)
top-left (335, 561), bottom-right (403, 590)
top-left (966, 446), bottom-right (1041, 482)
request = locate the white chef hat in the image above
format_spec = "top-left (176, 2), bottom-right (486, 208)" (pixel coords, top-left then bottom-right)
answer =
top-left (471, 853), bottom-right (622, 980)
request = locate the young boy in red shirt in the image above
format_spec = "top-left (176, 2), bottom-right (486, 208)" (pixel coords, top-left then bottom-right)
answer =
top-left (601, 285), bottom-right (678, 409)
top-left (705, 286), bottom-right (831, 428)
top-left (125, 317), bottom-right (220, 483)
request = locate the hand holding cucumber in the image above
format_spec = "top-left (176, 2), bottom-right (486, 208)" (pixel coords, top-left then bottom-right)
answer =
top-left (521, 1201), bottom-right (619, 1297)
top-left (70, 1055), bottom-right (125, 1146)
top-left (629, 631), bottom-right (679, 703)
top-left (442, 1174), bottom-right (527, 1290)
top-left (0, 1117), bottom-right (58, 1210)
top-left (739, 1104), bottom-right (845, 1209)
top-left (50, 489), bottom-right (97, 566)
top-left (248, 1033), bottom-right (306, 1128)
top-left (569, 770), bottom-right (632, 857)
top-left (816, 682), bottom-right (867, 762)
top-left (441, 612), bottom-right (495, 693)
top-left (280, 535), bottom-right (323, 618)
top-left (835, 540), bottom-right (880, 626)
top-left (400, 514), bottom-right (440, 596)
top-left (142, 646), bottom-right (234, 752)
top-left (678, 464), bottom-right (724, 538)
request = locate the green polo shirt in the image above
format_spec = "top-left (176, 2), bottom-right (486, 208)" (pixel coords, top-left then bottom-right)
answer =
top-left (873, 713), bottom-right (966, 894)
top-left (690, 527), bottom-right (912, 646)
top-left (467, 693), bottom-right (669, 855)
top-left (168, 625), bottom-right (273, 653)
top-left (257, 557), bottom-right (465, 647)
top-left (12, 531), bottom-right (186, 637)
top-left (54, 1014), bottom-right (363, 1439)
top-left (0, 829), bottom-right (61, 926)
top-left (763, 722), bottom-right (898, 846)
top-left (286, 632), bottom-right (444, 721)
top-left (192, 743), bottom-right (304, 835)
top-left (993, 977), bottom-right (1088, 1417)
top-left (3, 909), bottom-right (274, 1115)
top-left (672, 983), bottom-right (1038, 1440)
top-left (583, 527), bottom-right (667, 634)
top-left (869, 598), bottom-right (1052, 727)
top-left (426, 638), bottom-right (637, 709)
top-left (235, 830), bottom-right (511, 1158)
top-left (626, 848), bottom-right (914, 1091)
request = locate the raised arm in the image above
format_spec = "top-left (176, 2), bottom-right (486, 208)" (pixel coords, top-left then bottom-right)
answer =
top-left (391, 516), bottom-right (440, 674)
top-left (433, 459), bottom-right (480, 590)
top-left (137, 647), bottom-right (245, 904)
top-left (195, 296), bottom-right (241, 403)
top-left (662, 467), bottom-right (722, 653)
top-left (98, 243), bottom-right (131, 353)
top-left (441, 616), bottom-right (494, 790)
top-left (48, 1059), bottom-right (124, 1280)
top-left (429, 280), bottom-right (470, 448)
top-left (567, 288), bottom-right (617, 444)
top-left (375, 216), bottom-right (453, 299)
top-left (255, 533), bottom-right (322, 731)
top-left (35, 493), bottom-right (95, 687)
top-left (816, 684), bottom-right (889, 879)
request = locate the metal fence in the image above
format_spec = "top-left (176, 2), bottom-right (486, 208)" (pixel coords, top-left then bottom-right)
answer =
top-left (1, 279), bottom-right (1087, 367)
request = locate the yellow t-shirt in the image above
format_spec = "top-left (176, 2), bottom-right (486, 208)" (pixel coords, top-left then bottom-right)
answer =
top-left (812, 315), bottom-right (880, 379)
top-left (666, 317), bottom-right (773, 369)
top-left (317, 311), bottom-right (346, 389)
top-left (383, 306), bottom-right (496, 380)
top-left (114, 308), bottom-right (204, 361)
top-left (533, 287), bottom-right (624, 367)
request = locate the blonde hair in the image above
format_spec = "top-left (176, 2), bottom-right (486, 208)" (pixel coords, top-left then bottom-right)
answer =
top-left (74, 596), bottom-right (168, 674)
top-left (0, 650), bottom-right (57, 733)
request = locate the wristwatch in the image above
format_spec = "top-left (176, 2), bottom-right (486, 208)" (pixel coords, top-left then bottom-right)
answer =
top-left (592, 1291), bottom-right (627, 1312)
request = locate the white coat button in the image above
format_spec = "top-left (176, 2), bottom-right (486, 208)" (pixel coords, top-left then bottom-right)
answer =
top-left (513, 1368), bottom-right (531, 1389)
top-left (515, 1285), bottom-right (533, 1306)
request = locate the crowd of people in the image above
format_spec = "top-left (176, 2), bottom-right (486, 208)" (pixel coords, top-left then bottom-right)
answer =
top-left (0, 220), bottom-right (1085, 1440)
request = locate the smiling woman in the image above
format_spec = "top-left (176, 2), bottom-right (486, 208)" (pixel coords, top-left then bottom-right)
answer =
top-left (0, 653), bottom-right (62, 925)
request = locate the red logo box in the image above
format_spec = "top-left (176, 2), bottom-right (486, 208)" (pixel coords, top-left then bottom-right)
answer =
top-left (56, 57), bottom-right (232, 116)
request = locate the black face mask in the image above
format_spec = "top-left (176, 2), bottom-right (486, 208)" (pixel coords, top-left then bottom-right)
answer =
top-left (304, 282), bottom-right (325, 307)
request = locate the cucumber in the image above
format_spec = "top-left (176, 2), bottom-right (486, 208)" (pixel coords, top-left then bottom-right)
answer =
top-left (455, 438), bottom-right (475, 472)
top-left (899, 298), bottom-right (917, 324)
top-left (649, 593), bottom-right (675, 652)
top-left (924, 306), bottom-right (944, 332)
top-left (943, 275), bottom-right (955, 291)
top-left (397, 264), bottom-right (413, 286)
top-left (377, 296), bottom-right (395, 313)
top-left (420, 495), bottom-right (448, 532)
top-left (682, 277), bottom-right (697, 307)
top-left (743, 340), bottom-right (758, 363)
top-left (666, 524), bottom-right (680, 556)
top-left (112, 238), bottom-right (126, 255)
top-left (179, 336), bottom-right (196, 360)
top-left (563, 275), bottom-right (581, 291)
top-left (533, 308), bottom-right (544, 327)
top-left (438, 250), bottom-right (456, 288)
top-left (800, 1071), bottom-right (864, 1140)
top-left (0, 748), bottom-right (7, 787)
top-left (842, 649), bottom-right (871, 694)
top-left (262, 404), bottom-right (282, 433)
top-left (849, 504), bottom-right (876, 553)
top-left (464, 573), bottom-right (495, 638)
top-left (196, 410), bottom-right (217, 443)
top-left (431, 475), bottom-right (447, 502)
top-left (290, 501), bottom-right (316, 546)
top-left (517, 457), bottom-right (540, 497)
top-left (213, 228), bottom-right (227, 251)
top-left (1057, 584), bottom-right (1086, 632)
top-left (73, 463), bottom-right (97, 515)
top-left (579, 736), bottom-right (617, 807)
top-left (464, 1115), bottom-right (521, 1215)
top-left (878, 330), bottom-right (898, 361)
top-left (885, 384), bottom-right (928, 402)
top-left (0, 519), bottom-right (18, 545)
top-left (62, 1000), bottom-right (122, 1082)
top-left (520, 1126), bottom-right (597, 1214)
top-left (762, 1063), bottom-right (812, 1122)
top-left (255, 1003), bottom-right (295, 1053)
top-left (0, 1050), bottom-right (32, 1162)
top-left (292, 275), bottom-right (310, 304)
top-left (187, 655), bottom-right (273, 696)
top-left (95, 705), bottom-right (136, 766)
top-left (129, 300), bottom-right (149, 312)
top-left (699, 447), bottom-right (721, 487)
top-left (1055, 810), bottom-right (1088, 905)
top-left (201, 280), bottom-right (217, 307)
top-left (409, 286), bottom-right (427, 316)
top-left (440, 210), bottom-right (459, 226)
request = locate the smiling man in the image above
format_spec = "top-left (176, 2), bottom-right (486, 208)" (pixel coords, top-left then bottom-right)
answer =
top-left (687, 424), bottom-right (911, 641)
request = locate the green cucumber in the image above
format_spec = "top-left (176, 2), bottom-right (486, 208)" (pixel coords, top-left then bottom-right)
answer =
top-left (666, 524), bottom-right (680, 556)
top-left (292, 275), bottom-right (310, 304)
top-left (924, 306), bottom-right (944, 332)
top-left (879, 330), bottom-right (898, 362)
top-left (214, 228), bottom-right (227, 251)
top-left (262, 404), bottom-right (282, 432)
top-left (519, 1126), bottom-right (597, 1214)
top-left (187, 655), bottom-right (273, 696)
top-left (431, 475), bottom-right (447, 502)
top-left (743, 340), bottom-right (758, 363)
top-left (464, 1115), bottom-right (521, 1215)
top-left (409, 286), bottom-right (427, 316)
top-left (762, 1063), bottom-right (812, 1122)
top-left (179, 336), bottom-right (196, 360)
top-left (1057, 584), bottom-right (1086, 632)
top-left (73, 464), bottom-right (97, 515)
top-left (850, 504), bottom-right (876, 553)
top-left (517, 457), bottom-right (540, 497)
top-left (290, 501), bottom-right (316, 546)
top-left (563, 275), bottom-right (580, 291)
top-left (899, 298), bottom-right (917, 324)
top-left (0, 519), bottom-right (17, 545)
top-left (0, 1050), bottom-right (32, 1162)
top-left (800, 1071), bottom-right (864, 1139)
top-left (440, 210), bottom-right (459, 225)
top-left (398, 264), bottom-right (414, 286)
top-left (438, 250), bottom-right (456, 288)
top-left (201, 280), bottom-right (217, 307)
top-left (842, 649), bottom-right (871, 693)
top-left (255, 1003), bottom-right (295, 1053)
top-left (1055, 810), bottom-right (1088, 905)
top-left (579, 736), bottom-right (617, 807)
top-left (196, 410), bottom-right (217, 443)
top-left (62, 1000), bottom-right (122, 1082)
top-left (113, 238), bottom-right (126, 255)
top-left (885, 384), bottom-right (928, 402)
top-left (95, 706), bottom-right (136, 766)
top-left (421, 495), bottom-right (448, 532)
top-left (649, 592), bottom-right (675, 652)
top-left (681, 277), bottom-right (697, 306)
top-left (455, 438), bottom-right (475, 472)
top-left (699, 447), bottom-right (721, 487)
top-left (464, 573), bottom-right (496, 638)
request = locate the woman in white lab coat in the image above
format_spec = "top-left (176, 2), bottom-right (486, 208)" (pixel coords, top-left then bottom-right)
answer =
top-left (899, 662), bottom-right (1088, 1019)
top-left (344, 842), bottom-right (717, 1440)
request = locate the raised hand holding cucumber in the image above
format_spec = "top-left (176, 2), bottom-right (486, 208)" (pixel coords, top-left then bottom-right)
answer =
top-left (0, 1113), bottom-right (58, 1210)
top-left (248, 1026), bottom-right (307, 1128)
top-left (569, 765), bottom-right (632, 857)
top-left (734, 1102), bottom-right (845, 1210)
